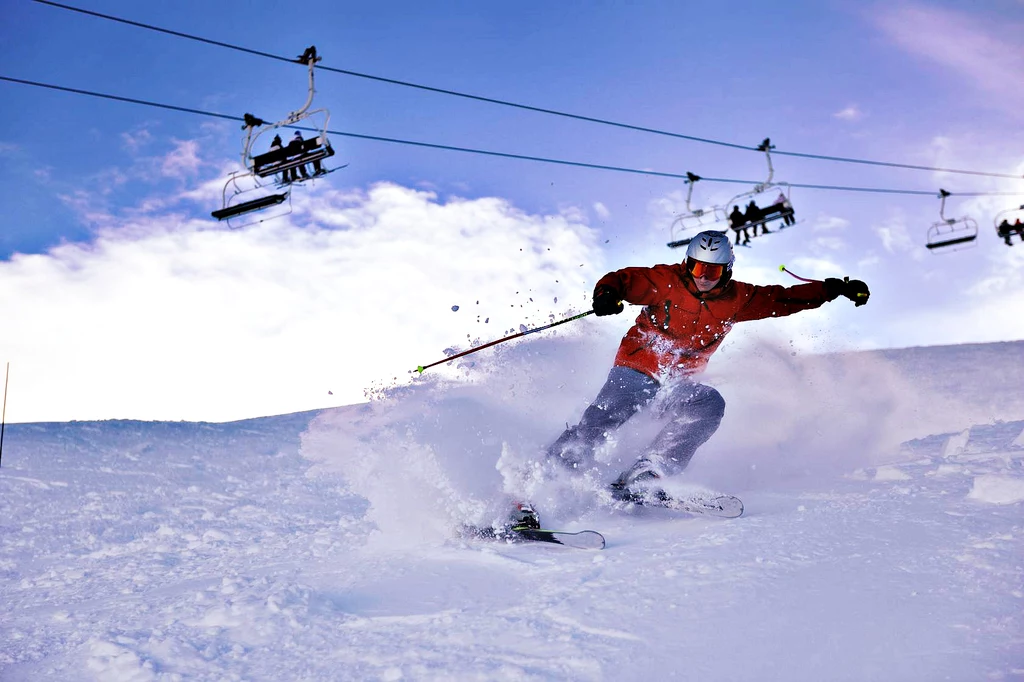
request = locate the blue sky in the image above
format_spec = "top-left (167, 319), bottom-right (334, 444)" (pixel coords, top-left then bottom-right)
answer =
top-left (1, 0), bottom-right (1023, 422)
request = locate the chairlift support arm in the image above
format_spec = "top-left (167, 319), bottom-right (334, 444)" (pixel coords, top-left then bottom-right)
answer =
top-left (238, 46), bottom-right (331, 170)
top-left (937, 188), bottom-right (953, 223)
top-left (754, 137), bottom-right (776, 191)
top-left (683, 172), bottom-right (701, 213)
top-left (284, 46), bottom-right (321, 125)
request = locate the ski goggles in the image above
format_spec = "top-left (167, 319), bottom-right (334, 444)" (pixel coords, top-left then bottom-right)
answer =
top-left (686, 258), bottom-right (726, 280)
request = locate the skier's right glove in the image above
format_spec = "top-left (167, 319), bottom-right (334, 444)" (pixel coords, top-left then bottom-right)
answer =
top-left (824, 277), bottom-right (870, 306)
top-left (592, 284), bottom-right (624, 316)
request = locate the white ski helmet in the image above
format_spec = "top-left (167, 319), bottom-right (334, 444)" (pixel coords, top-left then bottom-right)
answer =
top-left (684, 228), bottom-right (733, 284)
top-left (686, 230), bottom-right (734, 266)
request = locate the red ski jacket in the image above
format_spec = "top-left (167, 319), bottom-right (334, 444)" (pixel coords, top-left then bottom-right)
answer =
top-left (595, 263), bottom-right (838, 381)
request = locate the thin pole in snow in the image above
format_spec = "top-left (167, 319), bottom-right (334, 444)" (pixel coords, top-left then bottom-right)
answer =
top-left (0, 363), bottom-right (8, 468)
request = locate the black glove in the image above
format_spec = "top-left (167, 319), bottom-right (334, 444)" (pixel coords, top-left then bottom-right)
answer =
top-left (824, 277), bottom-right (870, 307)
top-left (592, 284), bottom-right (624, 316)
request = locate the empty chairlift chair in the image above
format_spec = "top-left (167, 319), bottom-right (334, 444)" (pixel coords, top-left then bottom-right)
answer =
top-left (925, 189), bottom-right (978, 252)
top-left (667, 173), bottom-right (730, 248)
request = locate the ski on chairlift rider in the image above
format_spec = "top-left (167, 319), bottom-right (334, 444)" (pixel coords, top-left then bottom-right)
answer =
top-left (542, 230), bottom-right (870, 508)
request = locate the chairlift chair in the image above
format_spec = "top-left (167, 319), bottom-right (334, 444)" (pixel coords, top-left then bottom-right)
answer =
top-left (722, 138), bottom-right (798, 245)
top-left (925, 189), bottom-right (978, 252)
top-left (667, 172), bottom-right (730, 248)
top-left (241, 46), bottom-right (335, 182)
top-left (211, 46), bottom-right (337, 225)
top-left (210, 170), bottom-right (292, 229)
top-left (994, 204), bottom-right (1024, 247)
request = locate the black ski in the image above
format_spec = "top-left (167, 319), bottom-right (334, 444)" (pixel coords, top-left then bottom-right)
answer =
top-left (461, 524), bottom-right (606, 550)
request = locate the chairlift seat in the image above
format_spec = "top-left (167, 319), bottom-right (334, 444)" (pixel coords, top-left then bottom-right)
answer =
top-left (252, 138), bottom-right (335, 177)
top-left (926, 217), bottom-right (978, 251)
top-left (925, 234), bottom-right (977, 250)
top-left (734, 202), bottom-right (794, 230)
top-left (754, 202), bottom-right (793, 223)
top-left (666, 237), bottom-right (693, 249)
top-left (211, 192), bottom-right (288, 221)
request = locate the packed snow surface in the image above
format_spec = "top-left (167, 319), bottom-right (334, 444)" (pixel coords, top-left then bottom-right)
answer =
top-left (2, 338), bottom-right (1023, 681)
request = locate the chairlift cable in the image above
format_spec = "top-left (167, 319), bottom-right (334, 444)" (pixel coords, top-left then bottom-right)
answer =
top-left (0, 75), bottom-right (242, 123)
top-left (33, 0), bottom-right (294, 65)
top-left (3, 75), bottom-right (1023, 200)
top-left (31, 0), bottom-right (1024, 182)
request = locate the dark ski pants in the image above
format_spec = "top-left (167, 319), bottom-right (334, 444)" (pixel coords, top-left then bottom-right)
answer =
top-left (546, 366), bottom-right (725, 477)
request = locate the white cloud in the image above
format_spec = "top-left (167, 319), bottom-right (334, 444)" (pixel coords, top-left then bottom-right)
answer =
top-left (121, 128), bottom-right (154, 154)
top-left (814, 215), bottom-right (851, 231)
top-left (0, 182), bottom-right (604, 423)
top-left (593, 202), bottom-right (610, 220)
top-left (873, 3), bottom-right (1024, 117)
top-left (161, 139), bottom-right (203, 179)
top-left (873, 211), bottom-right (918, 255)
top-left (833, 105), bottom-right (864, 122)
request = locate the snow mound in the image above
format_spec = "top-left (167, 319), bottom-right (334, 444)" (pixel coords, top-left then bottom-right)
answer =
top-left (968, 474), bottom-right (1024, 505)
top-left (873, 464), bottom-right (911, 481)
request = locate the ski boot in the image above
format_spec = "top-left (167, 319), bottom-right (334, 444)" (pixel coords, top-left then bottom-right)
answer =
top-left (609, 457), bottom-right (669, 505)
top-left (508, 502), bottom-right (541, 531)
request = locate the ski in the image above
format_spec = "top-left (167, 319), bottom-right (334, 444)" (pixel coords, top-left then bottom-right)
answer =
top-left (614, 489), bottom-right (744, 518)
top-left (460, 524), bottom-right (606, 550)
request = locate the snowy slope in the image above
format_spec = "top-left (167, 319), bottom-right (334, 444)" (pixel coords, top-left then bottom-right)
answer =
top-left (2, 339), bottom-right (1023, 681)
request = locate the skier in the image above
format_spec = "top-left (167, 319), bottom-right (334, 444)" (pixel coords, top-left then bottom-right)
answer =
top-left (545, 230), bottom-right (870, 504)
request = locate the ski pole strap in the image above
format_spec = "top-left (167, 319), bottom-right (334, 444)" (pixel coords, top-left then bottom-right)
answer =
top-left (778, 264), bottom-right (818, 283)
top-left (415, 310), bottom-right (595, 374)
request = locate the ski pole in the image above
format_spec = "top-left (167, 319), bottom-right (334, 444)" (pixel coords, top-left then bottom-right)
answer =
top-left (415, 310), bottom-right (595, 374)
top-left (778, 264), bottom-right (817, 282)
top-left (780, 265), bottom-right (868, 304)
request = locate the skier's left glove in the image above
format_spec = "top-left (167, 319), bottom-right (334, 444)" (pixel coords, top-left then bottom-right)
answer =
top-left (824, 277), bottom-right (870, 306)
top-left (593, 284), bottom-right (624, 316)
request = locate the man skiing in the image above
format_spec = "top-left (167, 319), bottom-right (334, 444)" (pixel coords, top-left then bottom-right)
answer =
top-left (545, 229), bottom-right (870, 503)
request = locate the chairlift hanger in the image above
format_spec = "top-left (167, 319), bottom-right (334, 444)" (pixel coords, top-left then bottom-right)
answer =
top-left (925, 189), bottom-right (978, 251)
top-left (725, 138), bottom-right (792, 206)
top-left (668, 139), bottom-right (796, 249)
top-left (716, 138), bottom-right (797, 244)
top-left (240, 46), bottom-right (335, 180)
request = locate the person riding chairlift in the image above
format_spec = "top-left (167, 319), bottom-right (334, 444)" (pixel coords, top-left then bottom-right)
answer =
top-left (745, 200), bottom-right (769, 236)
top-left (269, 134), bottom-right (286, 185)
top-left (729, 205), bottom-right (750, 245)
top-left (774, 191), bottom-right (796, 226)
top-left (284, 131), bottom-right (327, 183)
